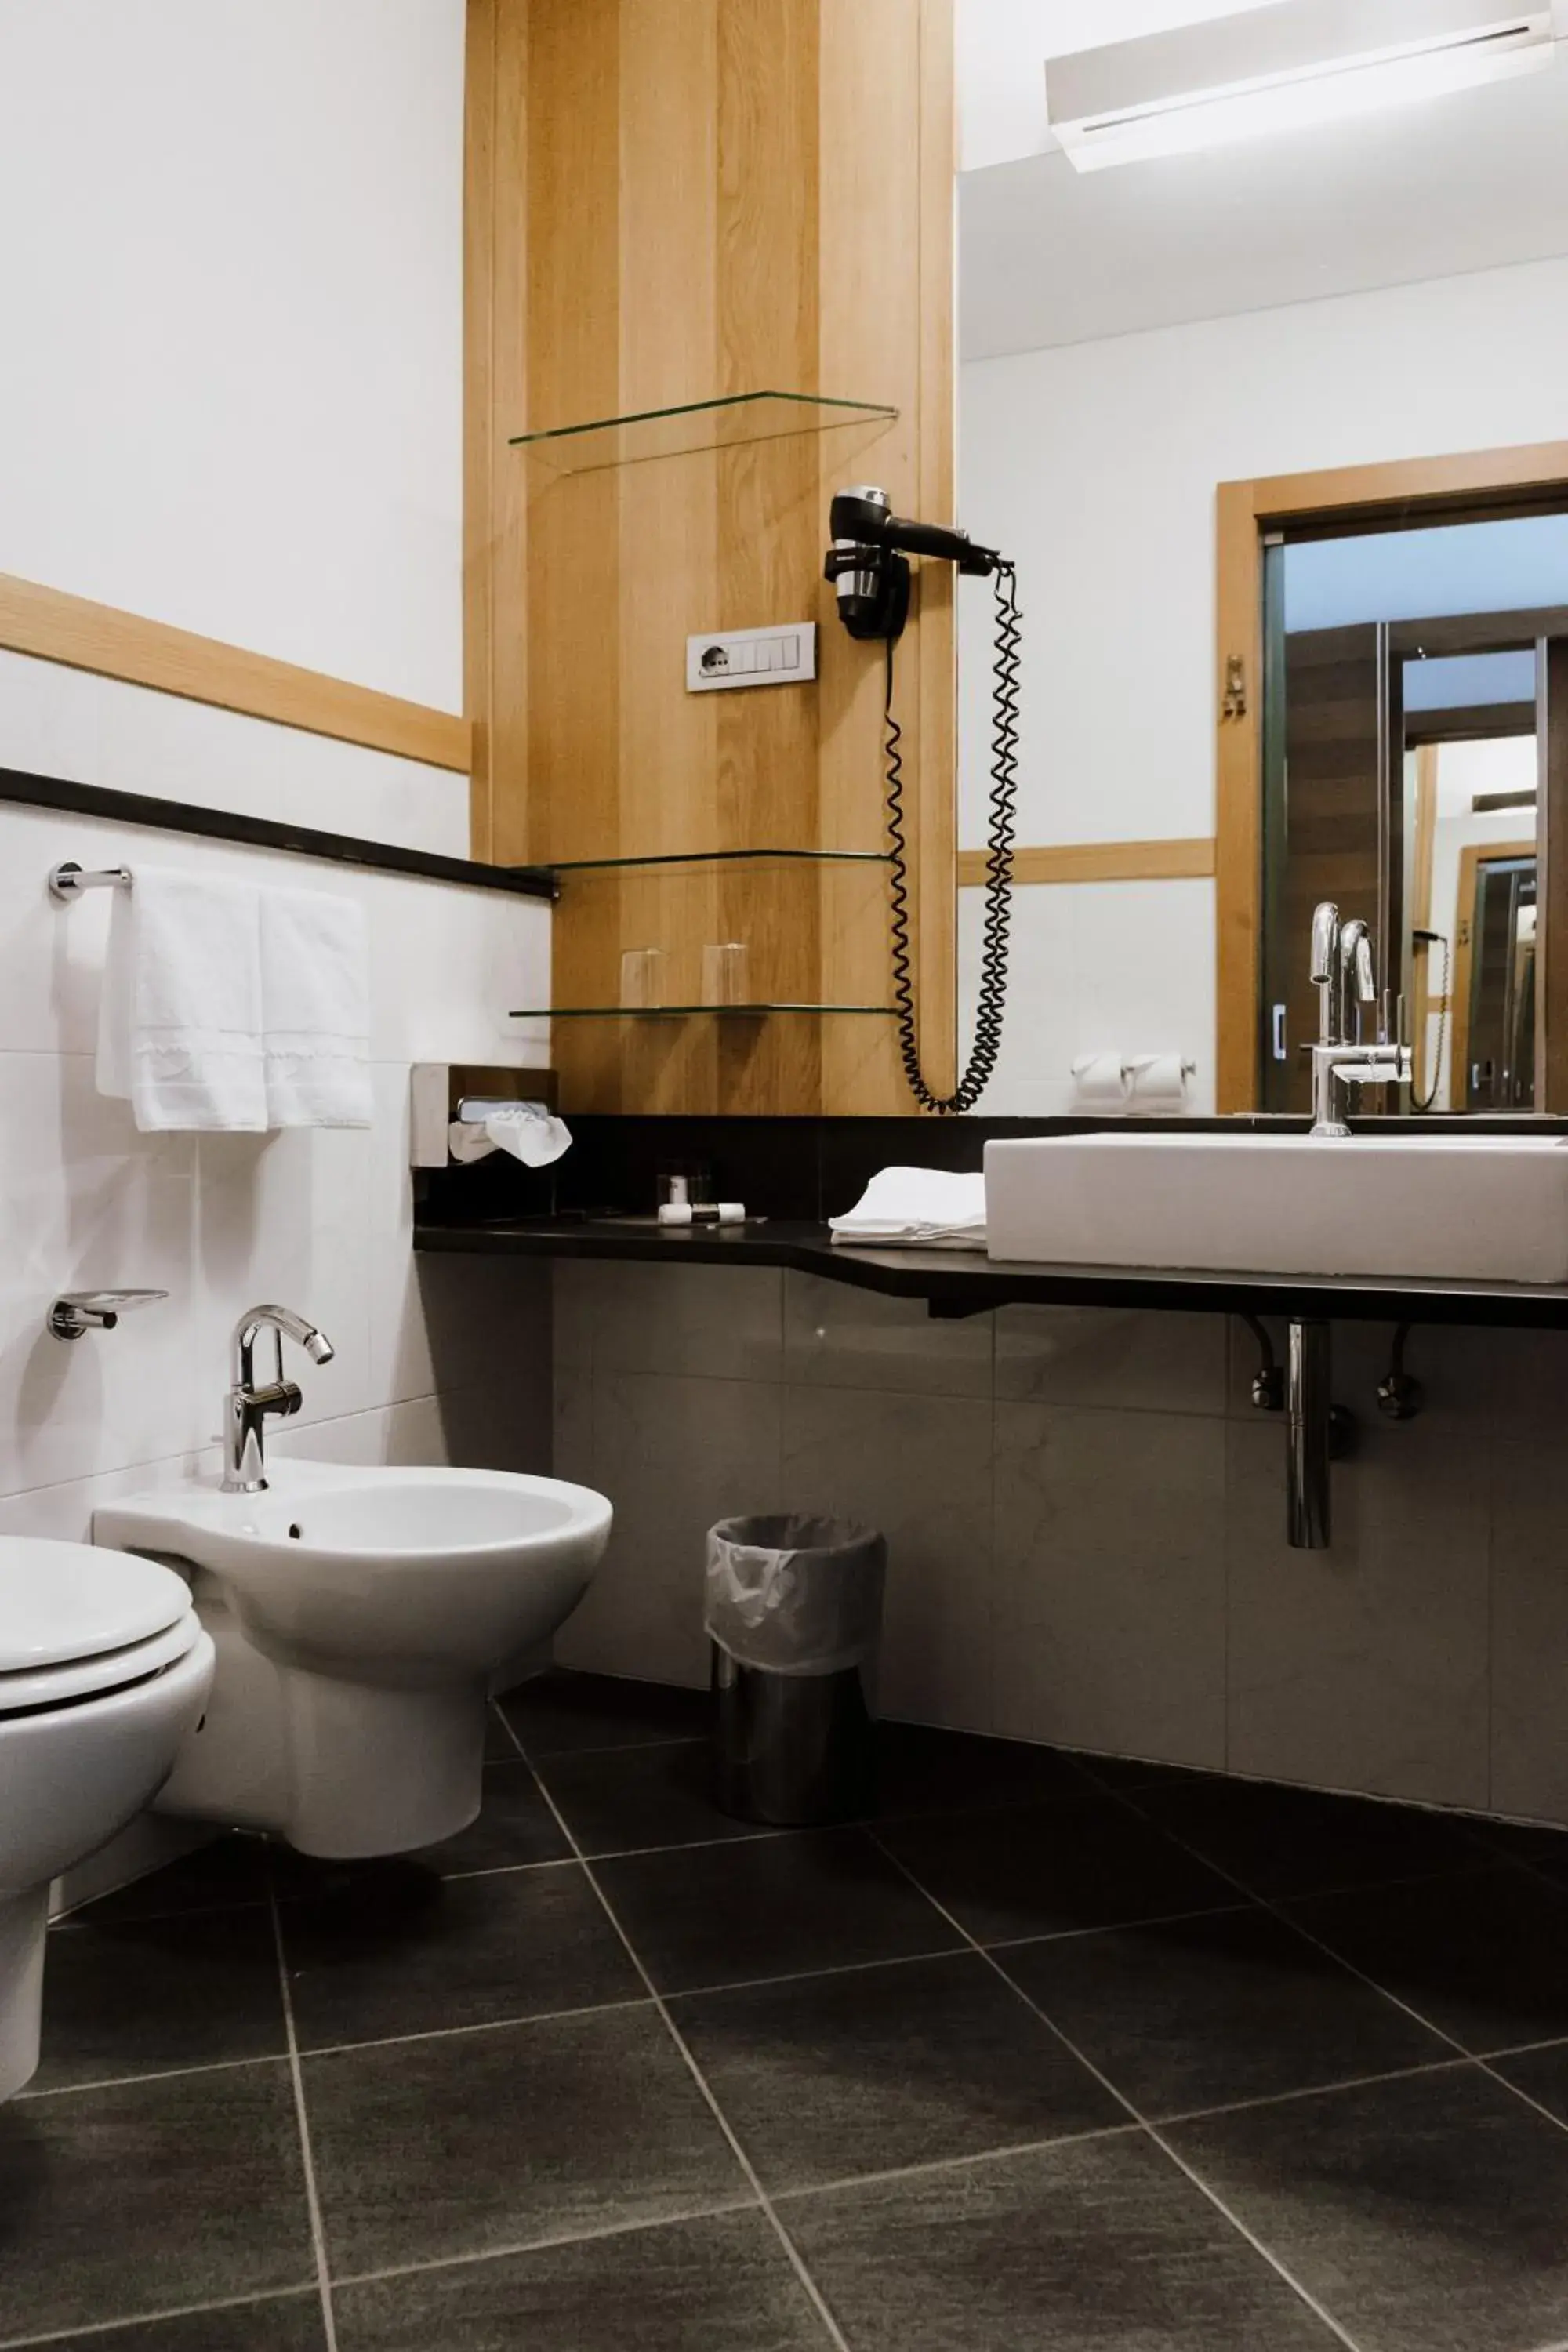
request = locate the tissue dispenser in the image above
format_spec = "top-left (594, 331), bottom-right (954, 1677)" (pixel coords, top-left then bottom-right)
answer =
top-left (410, 1064), bottom-right (557, 1169)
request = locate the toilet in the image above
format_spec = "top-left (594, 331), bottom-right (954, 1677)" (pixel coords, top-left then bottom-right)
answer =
top-left (95, 1462), bottom-right (612, 1858)
top-left (0, 1540), bottom-right (215, 2100)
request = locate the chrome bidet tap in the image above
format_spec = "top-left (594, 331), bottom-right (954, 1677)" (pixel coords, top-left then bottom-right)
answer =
top-left (223, 1304), bottom-right (336, 1494)
top-left (1307, 902), bottom-right (1411, 1138)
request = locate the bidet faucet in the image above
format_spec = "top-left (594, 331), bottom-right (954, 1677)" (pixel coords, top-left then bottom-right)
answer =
top-left (223, 1304), bottom-right (335, 1494)
top-left (1307, 902), bottom-right (1412, 1138)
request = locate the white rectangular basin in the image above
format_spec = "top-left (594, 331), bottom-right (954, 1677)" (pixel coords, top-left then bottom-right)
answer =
top-left (983, 1132), bottom-right (1568, 1285)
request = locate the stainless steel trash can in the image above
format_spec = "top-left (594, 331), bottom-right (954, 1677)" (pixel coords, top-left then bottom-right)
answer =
top-left (706, 1515), bottom-right (887, 1827)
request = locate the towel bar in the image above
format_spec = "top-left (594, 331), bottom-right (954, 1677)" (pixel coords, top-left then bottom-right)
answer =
top-left (48, 861), bottom-right (132, 902)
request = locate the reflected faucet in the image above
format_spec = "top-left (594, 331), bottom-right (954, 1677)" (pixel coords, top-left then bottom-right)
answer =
top-left (1308, 902), bottom-right (1412, 1138)
top-left (223, 1304), bottom-right (336, 1494)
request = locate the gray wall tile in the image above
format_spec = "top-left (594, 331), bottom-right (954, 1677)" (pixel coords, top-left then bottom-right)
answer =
top-left (993, 1403), bottom-right (1227, 1769)
top-left (999, 1305), bottom-right (1226, 1414)
top-left (1225, 1413), bottom-right (1490, 1808)
top-left (554, 1370), bottom-right (783, 1689)
top-left (784, 1270), bottom-right (993, 1398)
top-left (782, 1385), bottom-right (996, 1729)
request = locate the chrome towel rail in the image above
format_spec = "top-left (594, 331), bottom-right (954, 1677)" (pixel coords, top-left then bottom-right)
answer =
top-left (48, 861), bottom-right (132, 902)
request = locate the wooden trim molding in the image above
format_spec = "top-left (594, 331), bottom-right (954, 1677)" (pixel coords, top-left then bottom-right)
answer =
top-left (956, 837), bottom-right (1214, 888)
top-left (1214, 438), bottom-right (1568, 1114)
top-left (0, 572), bottom-right (472, 775)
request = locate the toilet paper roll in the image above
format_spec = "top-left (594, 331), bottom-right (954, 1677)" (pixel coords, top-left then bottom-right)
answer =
top-left (1071, 1054), bottom-right (1128, 1109)
top-left (1127, 1055), bottom-right (1190, 1111)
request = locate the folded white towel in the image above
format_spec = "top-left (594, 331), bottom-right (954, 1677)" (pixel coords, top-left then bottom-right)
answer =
top-left (829, 1166), bottom-right (988, 1250)
top-left (260, 885), bottom-right (372, 1129)
top-left (96, 866), bottom-right (267, 1131)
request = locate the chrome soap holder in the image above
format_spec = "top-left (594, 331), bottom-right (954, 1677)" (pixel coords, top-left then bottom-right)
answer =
top-left (49, 1289), bottom-right (168, 1342)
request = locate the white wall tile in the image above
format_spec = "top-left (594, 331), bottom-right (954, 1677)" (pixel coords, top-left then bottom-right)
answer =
top-left (1225, 1410), bottom-right (1490, 1808)
top-left (0, 1445), bottom-right (217, 1543)
top-left (782, 1385), bottom-right (996, 1730)
top-left (784, 1272), bottom-right (993, 1399)
top-left (0, 1053), bottom-right (201, 1496)
top-left (554, 1370), bottom-right (784, 1690)
top-left (996, 1304), bottom-right (1225, 1414)
top-left (993, 1401), bottom-right (1227, 1768)
top-left (194, 1123), bottom-right (375, 1430)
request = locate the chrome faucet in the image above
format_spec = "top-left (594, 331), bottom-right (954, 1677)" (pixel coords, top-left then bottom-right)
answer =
top-left (1308, 902), bottom-right (1412, 1138)
top-left (223, 1304), bottom-right (336, 1494)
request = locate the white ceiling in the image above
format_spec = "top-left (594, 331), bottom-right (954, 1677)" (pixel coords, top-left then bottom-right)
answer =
top-left (958, 3), bottom-right (1568, 361)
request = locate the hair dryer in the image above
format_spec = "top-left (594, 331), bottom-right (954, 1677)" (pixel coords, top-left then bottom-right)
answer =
top-left (823, 483), bottom-right (1020, 1115)
top-left (824, 485), bottom-right (1004, 641)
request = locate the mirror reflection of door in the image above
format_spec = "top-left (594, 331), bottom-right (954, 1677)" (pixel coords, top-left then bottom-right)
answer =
top-left (1259, 507), bottom-right (1568, 1114)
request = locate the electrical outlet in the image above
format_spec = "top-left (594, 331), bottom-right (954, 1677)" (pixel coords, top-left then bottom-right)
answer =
top-left (686, 622), bottom-right (817, 692)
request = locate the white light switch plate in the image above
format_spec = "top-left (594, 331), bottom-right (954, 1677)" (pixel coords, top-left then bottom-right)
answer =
top-left (686, 622), bottom-right (817, 691)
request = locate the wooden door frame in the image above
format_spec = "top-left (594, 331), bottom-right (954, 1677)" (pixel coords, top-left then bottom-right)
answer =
top-left (1450, 837), bottom-right (1536, 1110)
top-left (1214, 437), bottom-right (1568, 1112)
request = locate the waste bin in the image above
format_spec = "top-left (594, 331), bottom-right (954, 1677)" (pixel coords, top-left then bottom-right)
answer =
top-left (706, 1515), bottom-right (887, 1827)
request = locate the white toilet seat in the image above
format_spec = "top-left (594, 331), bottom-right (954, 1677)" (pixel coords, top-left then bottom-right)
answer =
top-left (0, 1541), bottom-right (199, 1719)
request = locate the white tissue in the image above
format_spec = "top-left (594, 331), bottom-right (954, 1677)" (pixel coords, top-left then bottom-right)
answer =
top-left (448, 1120), bottom-right (499, 1164)
top-left (1071, 1054), bottom-right (1128, 1109)
top-left (1127, 1055), bottom-right (1190, 1112)
top-left (483, 1101), bottom-right (572, 1167)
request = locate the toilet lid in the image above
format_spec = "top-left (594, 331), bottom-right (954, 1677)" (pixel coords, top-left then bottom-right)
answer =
top-left (0, 1610), bottom-right (201, 1715)
top-left (0, 1540), bottom-right (191, 1673)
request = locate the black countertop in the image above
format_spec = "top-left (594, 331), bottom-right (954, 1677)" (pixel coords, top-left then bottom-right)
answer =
top-left (413, 1214), bottom-right (1568, 1329)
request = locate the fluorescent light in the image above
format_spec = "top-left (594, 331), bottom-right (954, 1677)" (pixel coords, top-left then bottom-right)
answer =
top-left (1047, 0), bottom-right (1557, 172)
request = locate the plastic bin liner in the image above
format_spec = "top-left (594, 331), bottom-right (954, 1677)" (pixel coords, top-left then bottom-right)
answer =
top-left (705, 1515), bottom-right (887, 1678)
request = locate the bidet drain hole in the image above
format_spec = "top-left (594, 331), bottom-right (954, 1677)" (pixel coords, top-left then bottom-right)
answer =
top-left (288, 1523), bottom-right (302, 1539)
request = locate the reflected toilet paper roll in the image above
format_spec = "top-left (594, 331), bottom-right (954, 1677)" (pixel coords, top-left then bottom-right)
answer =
top-left (1071, 1053), bottom-right (1128, 1109)
top-left (1126, 1054), bottom-right (1192, 1111)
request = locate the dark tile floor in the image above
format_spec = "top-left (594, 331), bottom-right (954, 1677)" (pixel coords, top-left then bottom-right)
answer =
top-left (7, 1680), bottom-right (1568, 2350)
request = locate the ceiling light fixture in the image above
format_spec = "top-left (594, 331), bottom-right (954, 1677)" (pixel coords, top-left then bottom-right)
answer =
top-left (1047, 0), bottom-right (1558, 172)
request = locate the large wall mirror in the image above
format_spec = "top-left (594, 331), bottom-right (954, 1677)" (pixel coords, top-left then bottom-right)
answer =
top-left (953, 0), bottom-right (1568, 1118)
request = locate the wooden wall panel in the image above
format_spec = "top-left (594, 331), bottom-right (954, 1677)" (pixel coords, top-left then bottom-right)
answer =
top-left (470, 0), bottom-right (956, 1115)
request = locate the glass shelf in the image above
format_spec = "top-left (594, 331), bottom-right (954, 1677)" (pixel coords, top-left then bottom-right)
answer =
top-left (509, 390), bottom-right (898, 474)
top-left (532, 846), bottom-right (892, 877)
top-left (508, 1002), bottom-right (895, 1021)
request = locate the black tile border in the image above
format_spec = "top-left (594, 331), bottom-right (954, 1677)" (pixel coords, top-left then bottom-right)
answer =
top-left (0, 764), bottom-right (555, 900)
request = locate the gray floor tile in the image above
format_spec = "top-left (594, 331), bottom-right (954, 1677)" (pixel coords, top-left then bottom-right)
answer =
top-left (1128, 1773), bottom-right (1480, 1900)
top-left (333, 2209), bottom-right (830, 2350)
top-left (1167, 2063), bottom-right (1568, 2352)
top-left (74, 1835), bottom-right (273, 1923)
top-left (998, 1907), bottom-right (1450, 2122)
top-left (34, 2292), bottom-right (328, 2348)
top-left (1463, 1816), bottom-right (1568, 1888)
top-left (1489, 2035), bottom-right (1568, 2123)
top-left (782, 2132), bottom-right (1341, 2350)
top-left (280, 1857), bottom-right (642, 2051)
top-left (879, 1799), bottom-right (1236, 1946)
top-left (412, 1759), bottom-right (572, 1875)
top-left (31, 1906), bottom-right (289, 2093)
top-left (0, 2060), bottom-right (314, 2343)
top-left (1285, 1865), bottom-right (1568, 2054)
top-left (670, 1951), bottom-right (1121, 2192)
top-left (535, 1738), bottom-right (768, 1858)
top-left (873, 1723), bottom-right (1094, 1820)
top-left (304, 2004), bottom-right (750, 2278)
top-left (499, 1671), bottom-right (709, 1758)
top-left (594, 1829), bottom-right (961, 1994)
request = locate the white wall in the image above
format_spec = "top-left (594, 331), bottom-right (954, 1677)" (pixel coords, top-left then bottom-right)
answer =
top-left (0, 0), bottom-right (464, 714)
top-left (958, 250), bottom-right (1568, 1113)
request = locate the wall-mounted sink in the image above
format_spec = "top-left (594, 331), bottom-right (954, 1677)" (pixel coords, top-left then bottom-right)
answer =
top-left (984, 1132), bottom-right (1568, 1286)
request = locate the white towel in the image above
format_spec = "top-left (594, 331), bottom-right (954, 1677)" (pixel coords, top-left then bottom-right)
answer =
top-left (259, 885), bottom-right (372, 1128)
top-left (96, 866), bottom-right (267, 1131)
top-left (829, 1166), bottom-right (988, 1250)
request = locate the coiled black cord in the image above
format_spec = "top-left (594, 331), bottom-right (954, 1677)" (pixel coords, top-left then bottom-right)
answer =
top-left (884, 559), bottom-right (1020, 1114)
top-left (1410, 931), bottom-right (1450, 1112)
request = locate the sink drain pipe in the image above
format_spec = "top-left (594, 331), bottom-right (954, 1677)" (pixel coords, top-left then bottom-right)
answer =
top-left (1287, 1319), bottom-right (1332, 1549)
